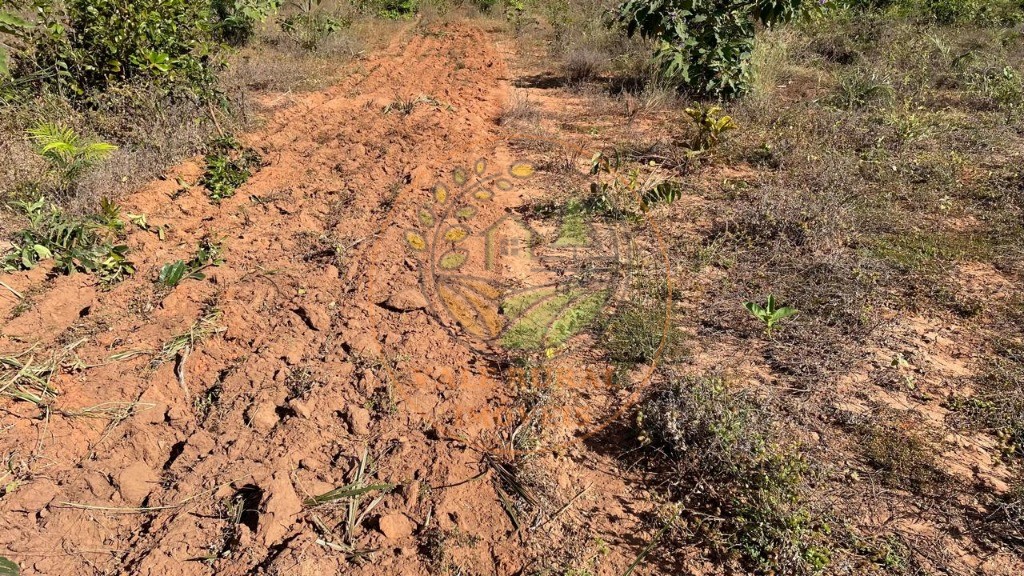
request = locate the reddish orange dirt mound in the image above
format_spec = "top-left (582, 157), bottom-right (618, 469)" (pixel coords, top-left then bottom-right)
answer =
top-left (0, 22), bottom-right (653, 576)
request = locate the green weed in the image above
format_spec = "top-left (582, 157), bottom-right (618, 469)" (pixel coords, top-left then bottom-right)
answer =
top-left (684, 104), bottom-right (738, 156)
top-left (744, 295), bottom-right (799, 337)
top-left (200, 136), bottom-right (262, 201)
top-left (1, 197), bottom-right (135, 284)
top-left (158, 238), bottom-right (223, 287)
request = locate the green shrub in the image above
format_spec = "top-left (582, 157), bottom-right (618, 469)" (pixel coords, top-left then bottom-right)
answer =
top-left (200, 136), bottom-right (262, 201)
top-left (609, 0), bottom-right (823, 96)
top-left (21, 0), bottom-right (218, 98)
top-left (3, 0), bottom-right (283, 98)
top-left (924, 0), bottom-right (1024, 25)
top-left (1, 196), bottom-right (135, 283)
top-left (212, 0), bottom-right (282, 46)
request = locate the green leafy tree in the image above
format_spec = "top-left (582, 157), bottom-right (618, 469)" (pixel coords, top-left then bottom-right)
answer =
top-left (610, 0), bottom-right (823, 96)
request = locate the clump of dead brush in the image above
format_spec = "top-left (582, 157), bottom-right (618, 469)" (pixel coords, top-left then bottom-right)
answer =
top-left (853, 417), bottom-right (947, 494)
top-left (0, 340), bottom-right (86, 408)
top-left (635, 374), bottom-right (827, 574)
top-left (157, 310), bottom-right (224, 399)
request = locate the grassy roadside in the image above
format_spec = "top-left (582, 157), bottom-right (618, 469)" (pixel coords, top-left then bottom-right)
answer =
top-left (495, 0), bottom-right (1024, 573)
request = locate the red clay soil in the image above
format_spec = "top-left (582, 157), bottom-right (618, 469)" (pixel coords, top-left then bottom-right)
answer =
top-left (0, 21), bottom-right (658, 576)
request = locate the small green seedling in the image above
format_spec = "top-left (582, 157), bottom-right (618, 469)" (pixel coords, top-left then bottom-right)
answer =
top-left (26, 122), bottom-right (117, 190)
top-left (744, 295), bottom-right (798, 337)
top-left (158, 239), bottom-right (222, 287)
top-left (684, 104), bottom-right (737, 156)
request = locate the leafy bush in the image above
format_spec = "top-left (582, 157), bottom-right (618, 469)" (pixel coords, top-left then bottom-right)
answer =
top-left (637, 376), bottom-right (825, 574)
top-left (1, 197), bottom-right (135, 283)
top-left (610, 0), bottom-right (822, 96)
top-left (212, 0), bottom-right (282, 46)
top-left (200, 136), bottom-right (262, 201)
top-left (22, 0), bottom-right (218, 98)
top-left (924, 0), bottom-right (1024, 25)
top-left (683, 104), bottom-right (738, 155)
top-left (3, 0), bottom-right (282, 98)
top-left (0, 9), bottom-right (32, 79)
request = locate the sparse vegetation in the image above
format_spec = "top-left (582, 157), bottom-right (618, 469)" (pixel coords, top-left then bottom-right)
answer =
top-left (603, 297), bottom-right (680, 365)
top-left (854, 417), bottom-right (947, 493)
top-left (158, 238), bottom-right (223, 287)
top-left (635, 375), bottom-right (824, 574)
top-left (2, 0), bottom-right (1024, 574)
top-left (1, 196), bottom-right (134, 284)
top-left (200, 136), bottom-right (263, 201)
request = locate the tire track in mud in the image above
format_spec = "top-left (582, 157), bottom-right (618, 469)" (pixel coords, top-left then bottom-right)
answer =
top-left (0, 20), bottom-right (540, 576)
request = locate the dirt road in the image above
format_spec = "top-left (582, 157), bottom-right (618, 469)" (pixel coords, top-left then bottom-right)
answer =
top-left (0, 19), bottom-right (655, 576)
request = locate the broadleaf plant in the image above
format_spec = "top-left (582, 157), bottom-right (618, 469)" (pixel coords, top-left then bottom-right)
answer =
top-left (610, 0), bottom-right (824, 97)
top-left (744, 294), bottom-right (798, 337)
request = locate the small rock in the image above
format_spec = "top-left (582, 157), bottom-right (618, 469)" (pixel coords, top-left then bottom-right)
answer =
top-left (358, 372), bottom-right (377, 395)
top-left (11, 478), bottom-right (59, 513)
top-left (409, 164), bottom-right (433, 190)
top-left (296, 305), bottom-right (330, 331)
top-left (346, 406), bottom-right (372, 435)
top-left (166, 404), bottom-right (189, 423)
top-left (289, 398), bottom-right (312, 419)
top-left (260, 473), bottom-right (303, 546)
top-left (378, 513), bottom-right (416, 539)
top-left (284, 341), bottom-right (305, 365)
top-left (116, 462), bottom-right (160, 504)
top-left (403, 480), bottom-right (420, 509)
top-left (383, 290), bottom-right (428, 312)
top-left (248, 401), bottom-right (279, 432)
top-left (980, 474), bottom-right (1009, 494)
top-left (430, 366), bottom-right (454, 385)
top-left (347, 334), bottom-right (382, 357)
